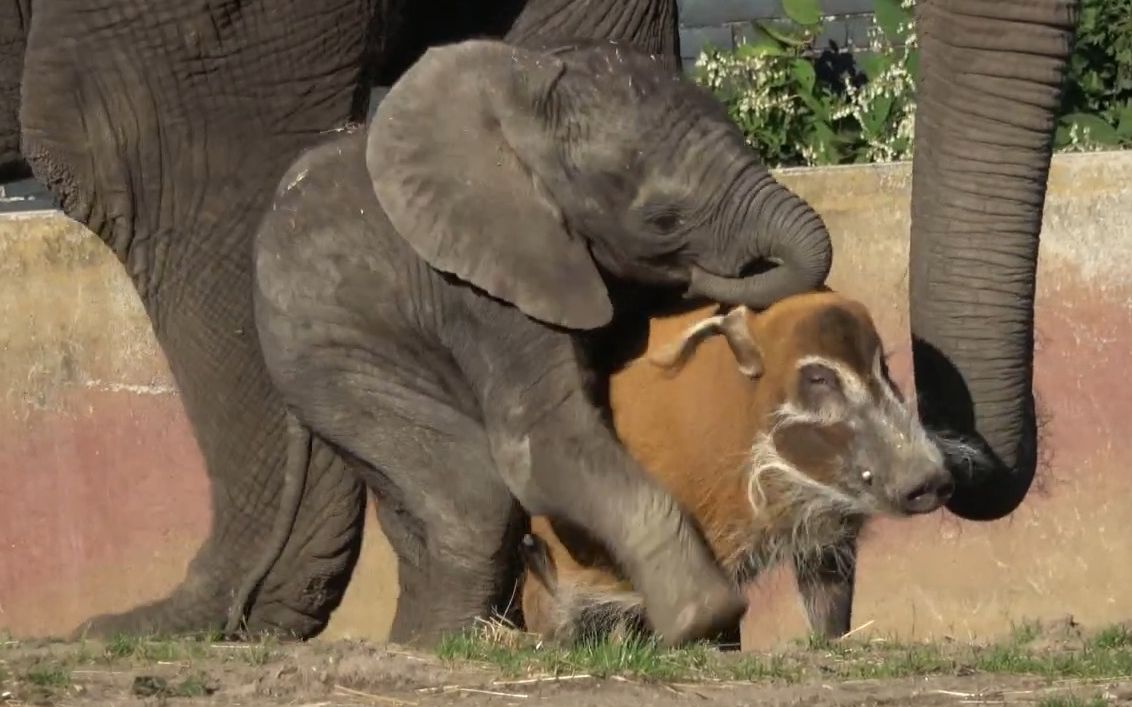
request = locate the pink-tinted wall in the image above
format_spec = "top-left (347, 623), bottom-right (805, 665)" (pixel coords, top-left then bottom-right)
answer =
top-left (2, 151), bottom-right (1129, 645)
top-left (0, 214), bottom-right (209, 634)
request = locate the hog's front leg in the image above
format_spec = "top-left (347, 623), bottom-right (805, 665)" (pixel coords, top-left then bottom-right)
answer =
top-left (793, 538), bottom-right (857, 640)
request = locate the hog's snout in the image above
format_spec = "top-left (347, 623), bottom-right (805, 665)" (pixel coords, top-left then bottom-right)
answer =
top-left (889, 465), bottom-right (955, 515)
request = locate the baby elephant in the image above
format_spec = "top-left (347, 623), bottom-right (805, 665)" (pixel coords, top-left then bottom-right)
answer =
top-left (519, 290), bottom-right (954, 643)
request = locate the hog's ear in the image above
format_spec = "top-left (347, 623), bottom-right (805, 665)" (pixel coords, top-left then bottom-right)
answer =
top-left (520, 533), bottom-right (559, 594)
top-left (366, 39), bottom-right (612, 331)
top-left (649, 306), bottom-right (764, 378)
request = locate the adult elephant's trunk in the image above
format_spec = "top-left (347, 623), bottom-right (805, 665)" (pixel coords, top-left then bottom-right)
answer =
top-left (908, 0), bottom-right (1079, 521)
top-left (687, 168), bottom-right (833, 309)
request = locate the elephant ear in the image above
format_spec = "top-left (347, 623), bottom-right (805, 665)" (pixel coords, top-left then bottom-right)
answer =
top-left (366, 40), bottom-right (613, 331)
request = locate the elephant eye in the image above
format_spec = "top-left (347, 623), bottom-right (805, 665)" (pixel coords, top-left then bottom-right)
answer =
top-left (644, 208), bottom-right (683, 234)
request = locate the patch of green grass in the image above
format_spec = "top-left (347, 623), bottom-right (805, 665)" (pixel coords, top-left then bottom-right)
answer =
top-left (438, 627), bottom-right (802, 682)
top-left (1037, 695), bottom-right (1112, 707)
top-left (24, 664), bottom-right (71, 688)
top-left (435, 620), bottom-right (1132, 684)
top-left (971, 639), bottom-right (1132, 679)
top-left (728, 653), bottom-right (805, 683)
top-left (438, 629), bottom-right (733, 681)
top-left (561, 636), bottom-right (712, 681)
top-left (836, 642), bottom-right (956, 679)
top-left (799, 632), bottom-right (833, 651)
top-left (104, 633), bottom-right (144, 659)
top-left (241, 640), bottom-right (278, 667)
top-left (1092, 624), bottom-right (1132, 650)
top-left (1009, 618), bottom-right (1044, 645)
top-left (170, 672), bottom-right (216, 697)
top-left (101, 632), bottom-right (224, 664)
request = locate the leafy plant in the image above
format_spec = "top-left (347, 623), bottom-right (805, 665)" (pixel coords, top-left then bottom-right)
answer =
top-left (1057, 0), bottom-right (1132, 149)
top-left (693, 0), bottom-right (917, 167)
top-left (692, 0), bottom-right (1132, 166)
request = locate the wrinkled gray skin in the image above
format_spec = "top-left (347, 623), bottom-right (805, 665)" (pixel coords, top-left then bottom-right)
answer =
top-left (254, 39), bottom-right (833, 646)
top-left (908, 0), bottom-right (1080, 521)
top-left (0, 0), bottom-right (1085, 640)
top-left (0, 0), bottom-right (693, 642)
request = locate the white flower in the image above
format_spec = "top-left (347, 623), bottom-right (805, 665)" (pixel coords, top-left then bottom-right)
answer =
top-left (691, 7), bottom-right (923, 166)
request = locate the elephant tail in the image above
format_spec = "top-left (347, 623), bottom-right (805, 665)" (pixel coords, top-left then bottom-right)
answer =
top-left (224, 411), bottom-right (312, 636)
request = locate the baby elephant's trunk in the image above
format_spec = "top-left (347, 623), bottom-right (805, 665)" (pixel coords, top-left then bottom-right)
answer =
top-left (688, 169), bottom-right (833, 309)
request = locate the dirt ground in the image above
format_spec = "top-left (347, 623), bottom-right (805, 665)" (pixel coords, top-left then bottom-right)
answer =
top-left (5, 619), bottom-right (1132, 707)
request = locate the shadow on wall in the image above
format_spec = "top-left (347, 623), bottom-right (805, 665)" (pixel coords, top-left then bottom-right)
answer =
top-left (1, 151), bottom-right (1130, 645)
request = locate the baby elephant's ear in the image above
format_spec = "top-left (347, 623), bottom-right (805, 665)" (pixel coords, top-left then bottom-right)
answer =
top-left (366, 39), bottom-right (613, 331)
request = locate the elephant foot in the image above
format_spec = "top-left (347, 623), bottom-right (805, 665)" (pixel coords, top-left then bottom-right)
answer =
top-left (650, 583), bottom-right (748, 648)
top-left (71, 599), bottom-right (328, 643)
top-left (69, 595), bottom-right (225, 642)
top-left (68, 574), bottom-right (234, 641)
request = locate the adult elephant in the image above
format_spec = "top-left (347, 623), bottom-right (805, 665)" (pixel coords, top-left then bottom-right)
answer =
top-left (0, 0), bottom-right (1081, 638)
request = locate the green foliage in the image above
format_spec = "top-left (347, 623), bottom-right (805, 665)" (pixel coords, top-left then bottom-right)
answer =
top-left (782, 0), bottom-right (822, 26)
top-left (692, 0), bottom-right (1132, 167)
top-left (1091, 623), bottom-right (1132, 649)
top-left (1057, 0), bottom-right (1132, 149)
top-left (693, 0), bottom-right (917, 167)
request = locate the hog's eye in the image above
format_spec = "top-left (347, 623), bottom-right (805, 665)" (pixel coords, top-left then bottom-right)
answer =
top-left (797, 363), bottom-right (844, 410)
top-left (801, 363), bottom-right (839, 390)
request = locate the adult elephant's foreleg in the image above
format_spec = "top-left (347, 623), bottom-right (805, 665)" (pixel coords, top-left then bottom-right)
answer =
top-left (22, 0), bottom-right (379, 638)
top-left (0, 0), bottom-right (30, 179)
top-left (225, 413), bottom-right (368, 637)
top-left (71, 262), bottom-right (367, 639)
top-left (242, 432), bottom-right (368, 636)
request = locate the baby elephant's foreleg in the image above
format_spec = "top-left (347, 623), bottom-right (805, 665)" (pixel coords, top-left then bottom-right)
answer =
top-left (488, 387), bottom-right (746, 646)
top-left (453, 304), bottom-right (747, 646)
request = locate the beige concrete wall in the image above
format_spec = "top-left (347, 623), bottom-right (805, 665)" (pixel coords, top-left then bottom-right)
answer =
top-left (0, 213), bottom-right (210, 635)
top-left (2, 150), bottom-right (1129, 646)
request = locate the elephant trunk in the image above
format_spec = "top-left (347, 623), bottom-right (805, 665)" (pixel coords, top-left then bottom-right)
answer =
top-left (687, 167), bottom-right (833, 309)
top-left (908, 0), bottom-right (1079, 521)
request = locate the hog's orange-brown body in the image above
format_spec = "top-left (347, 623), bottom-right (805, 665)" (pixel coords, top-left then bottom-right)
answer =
top-left (519, 290), bottom-right (950, 642)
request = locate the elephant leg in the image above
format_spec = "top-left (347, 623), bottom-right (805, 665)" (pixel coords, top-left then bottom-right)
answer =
top-left (224, 412), bottom-right (312, 636)
top-left (792, 537), bottom-right (857, 641)
top-left (373, 478), bottom-right (526, 645)
top-left (25, 0), bottom-right (378, 640)
top-left (285, 374), bottom-right (527, 647)
top-left (0, 0), bottom-right (30, 179)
